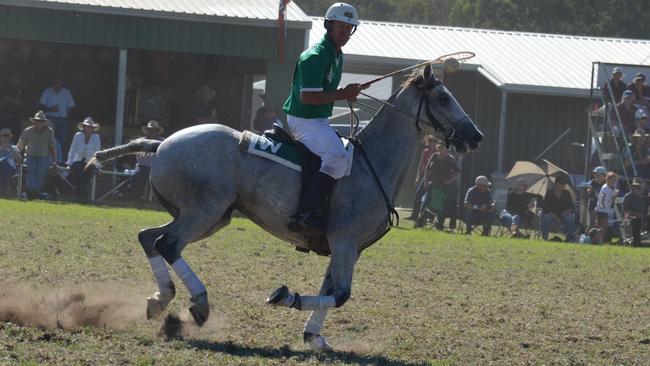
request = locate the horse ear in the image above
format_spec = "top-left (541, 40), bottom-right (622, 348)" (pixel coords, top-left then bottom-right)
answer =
top-left (423, 64), bottom-right (432, 80)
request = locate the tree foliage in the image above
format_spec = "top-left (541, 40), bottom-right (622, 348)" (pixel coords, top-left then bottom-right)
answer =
top-left (294, 0), bottom-right (650, 39)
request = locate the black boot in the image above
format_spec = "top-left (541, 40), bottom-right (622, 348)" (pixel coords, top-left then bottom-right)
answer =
top-left (288, 171), bottom-right (336, 236)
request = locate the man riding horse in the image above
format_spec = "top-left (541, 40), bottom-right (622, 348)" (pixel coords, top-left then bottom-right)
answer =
top-left (284, 2), bottom-right (367, 236)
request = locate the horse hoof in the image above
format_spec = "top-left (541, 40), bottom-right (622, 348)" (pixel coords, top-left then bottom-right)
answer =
top-left (189, 292), bottom-right (209, 327)
top-left (266, 285), bottom-right (289, 305)
top-left (146, 290), bottom-right (175, 320)
top-left (304, 332), bottom-right (332, 351)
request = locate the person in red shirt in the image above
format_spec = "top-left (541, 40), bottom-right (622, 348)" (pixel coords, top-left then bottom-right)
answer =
top-left (407, 135), bottom-right (437, 220)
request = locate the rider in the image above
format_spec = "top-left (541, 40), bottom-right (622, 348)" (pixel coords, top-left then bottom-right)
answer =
top-left (284, 2), bottom-right (366, 236)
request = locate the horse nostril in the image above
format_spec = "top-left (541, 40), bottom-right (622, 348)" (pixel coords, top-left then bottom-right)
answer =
top-left (474, 132), bottom-right (484, 143)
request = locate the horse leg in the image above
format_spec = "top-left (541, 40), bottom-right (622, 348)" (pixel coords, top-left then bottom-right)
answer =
top-left (154, 206), bottom-right (233, 326)
top-left (138, 223), bottom-right (176, 319)
top-left (303, 264), bottom-right (334, 351)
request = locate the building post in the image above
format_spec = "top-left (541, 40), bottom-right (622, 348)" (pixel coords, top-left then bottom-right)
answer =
top-left (497, 91), bottom-right (508, 174)
top-left (114, 48), bottom-right (127, 146)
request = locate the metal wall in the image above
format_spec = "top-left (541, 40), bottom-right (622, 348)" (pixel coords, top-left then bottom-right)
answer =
top-left (0, 5), bottom-right (306, 60)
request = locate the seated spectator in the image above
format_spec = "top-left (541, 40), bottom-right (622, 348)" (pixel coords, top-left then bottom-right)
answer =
top-left (614, 90), bottom-right (638, 136)
top-left (16, 111), bottom-right (57, 199)
top-left (630, 128), bottom-right (650, 177)
top-left (500, 178), bottom-right (540, 238)
top-left (192, 85), bottom-right (219, 124)
top-left (593, 172), bottom-right (619, 244)
top-left (0, 127), bottom-right (21, 197)
top-left (130, 120), bottom-right (165, 200)
top-left (66, 117), bottom-right (101, 203)
top-left (416, 143), bottom-right (460, 229)
top-left (541, 173), bottom-right (576, 242)
top-left (463, 175), bottom-right (495, 236)
top-left (628, 73), bottom-right (650, 107)
top-left (408, 135), bottom-right (437, 221)
top-left (253, 104), bottom-right (281, 133)
top-left (623, 177), bottom-right (647, 246)
top-left (636, 109), bottom-right (649, 132)
top-left (586, 166), bottom-right (607, 227)
top-left (603, 67), bottom-right (627, 106)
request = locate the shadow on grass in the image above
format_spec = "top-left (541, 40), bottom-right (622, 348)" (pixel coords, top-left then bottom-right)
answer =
top-left (187, 339), bottom-right (429, 366)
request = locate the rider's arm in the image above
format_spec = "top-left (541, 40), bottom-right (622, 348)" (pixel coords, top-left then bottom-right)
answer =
top-left (300, 83), bottom-right (365, 105)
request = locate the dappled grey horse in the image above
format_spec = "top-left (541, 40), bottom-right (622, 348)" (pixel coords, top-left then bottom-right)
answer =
top-left (91, 64), bottom-right (483, 350)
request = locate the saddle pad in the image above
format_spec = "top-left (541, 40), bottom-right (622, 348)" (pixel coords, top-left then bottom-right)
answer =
top-left (240, 131), bottom-right (354, 176)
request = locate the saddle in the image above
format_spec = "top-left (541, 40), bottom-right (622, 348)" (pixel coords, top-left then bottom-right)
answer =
top-left (239, 124), bottom-right (349, 256)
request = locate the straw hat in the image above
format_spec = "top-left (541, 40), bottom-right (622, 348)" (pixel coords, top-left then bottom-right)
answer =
top-left (0, 128), bottom-right (12, 137)
top-left (195, 85), bottom-right (216, 100)
top-left (77, 116), bottom-right (100, 131)
top-left (632, 128), bottom-right (649, 139)
top-left (142, 120), bottom-right (164, 135)
top-left (29, 110), bottom-right (49, 124)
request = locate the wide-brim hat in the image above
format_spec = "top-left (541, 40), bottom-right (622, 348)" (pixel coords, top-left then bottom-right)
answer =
top-left (29, 110), bottom-right (49, 124)
top-left (631, 177), bottom-right (643, 187)
top-left (0, 128), bottom-right (12, 137)
top-left (77, 116), bottom-right (100, 131)
top-left (632, 128), bottom-right (649, 138)
top-left (195, 85), bottom-right (216, 99)
top-left (142, 120), bottom-right (164, 135)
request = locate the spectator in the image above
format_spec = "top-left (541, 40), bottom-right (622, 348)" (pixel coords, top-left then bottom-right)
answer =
top-left (416, 143), bottom-right (460, 229)
top-left (39, 75), bottom-right (75, 155)
top-left (630, 128), bottom-right (650, 177)
top-left (603, 67), bottom-right (627, 105)
top-left (541, 173), bottom-right (576, 242)
top-left (66, 117), bottom-right (101, 203)
top-left (500, 178), bottom-right (540, 238)
top-left (614, 90), bottom-right (638, 136)
top-left (130, 120), bottom-right (165, 200)
top-left (0, 127), bottom-right (21, 196)
top-left (408, 134), bottom-right (437, 221)
top-left (628, 73), bottom-right (650, 107)
top-left (16, 111), bottom-right (57, 199)
top-left (593, 171), bottom-right (618, 244)
top-left (253, 104), bottom-right (281, 133)
top-left (0, 74), bottom-right (24, 138)
top-left (192, 85), bottom-right (219, 124)
top-left (623, 177), bottom-right (647, 246)
top-left (636, 109), bottom-right (649, 132)
top-left (586, 166), bottom-right (607, 227)
top-left (463, 175), bottom-right (495, 236)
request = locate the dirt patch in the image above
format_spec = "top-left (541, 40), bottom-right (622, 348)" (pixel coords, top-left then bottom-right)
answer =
top-left (0, 282), bottom-right (146, 329)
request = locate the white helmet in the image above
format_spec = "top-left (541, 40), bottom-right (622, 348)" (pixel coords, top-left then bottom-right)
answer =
top-left (325, 3), bottom-right (359, 26)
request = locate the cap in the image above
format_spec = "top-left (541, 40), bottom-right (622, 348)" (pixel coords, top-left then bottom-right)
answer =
top-left (612, 67), bottom-right (623, 75)
top-left (475, 175), bottom-right (491, 186)
top-left (623, 90), bottom-right (634, 97)
top-left (634, 73), bottom-right (646, 81)
top-left (592, 166), bottom-right (607, 175)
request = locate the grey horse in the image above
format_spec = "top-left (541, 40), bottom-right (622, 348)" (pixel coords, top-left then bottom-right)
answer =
top-left (90, 64), bottom-right (483, 350)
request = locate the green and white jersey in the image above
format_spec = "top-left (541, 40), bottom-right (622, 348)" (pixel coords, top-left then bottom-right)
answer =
top-left (282, 35), bottom-right (344, 119)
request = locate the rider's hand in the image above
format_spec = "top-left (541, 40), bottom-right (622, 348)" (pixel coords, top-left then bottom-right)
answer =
top-left (341, 83), bottom-right (367, 102)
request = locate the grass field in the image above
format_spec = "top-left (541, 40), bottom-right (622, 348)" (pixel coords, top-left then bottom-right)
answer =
top-left (0, 199), bottom-right (649, 365)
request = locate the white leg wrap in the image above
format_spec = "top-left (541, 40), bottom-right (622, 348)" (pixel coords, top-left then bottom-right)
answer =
top-left (299, 296), bottom-right (336, 311)
top-left (304, 309), bottom-right (327, 335)
top-left (171, 258), bottom-right (206, 298)
top-left (148, 256), bottom-right (173, 293)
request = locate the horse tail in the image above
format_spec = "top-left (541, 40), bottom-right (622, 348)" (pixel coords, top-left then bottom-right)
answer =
top-left (85, 138), bottom-right (162, 170)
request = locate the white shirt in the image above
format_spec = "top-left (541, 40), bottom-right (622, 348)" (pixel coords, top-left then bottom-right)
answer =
top-left (595, 184), bottom-right (617, 221)
top-left (39, 87), bottom-right (76, 118)
top-left (67, 132), bottom-right (100, 165)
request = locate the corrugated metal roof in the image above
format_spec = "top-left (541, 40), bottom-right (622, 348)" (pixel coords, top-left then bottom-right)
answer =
top-left (310, 18), bottom-right (650, 97)
top-left (0, 0), bottom-right (312, 28)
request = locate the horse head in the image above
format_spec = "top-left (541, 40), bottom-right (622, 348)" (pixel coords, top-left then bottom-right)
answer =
top-left (407, 64), bottom-right (483, 153)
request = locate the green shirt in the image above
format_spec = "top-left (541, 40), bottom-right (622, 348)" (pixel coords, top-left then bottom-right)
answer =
top-left (282, 35), bottom-right (343, 119)
top-left (18, 126), bottom-right (56, 157)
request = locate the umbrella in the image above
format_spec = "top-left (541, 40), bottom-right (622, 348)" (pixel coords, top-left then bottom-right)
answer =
top-left (506, 159), bottom-right (575, 199)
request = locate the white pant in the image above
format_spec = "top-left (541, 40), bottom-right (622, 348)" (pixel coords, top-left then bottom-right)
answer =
top-left (287, 115), bottom-right (348, 179)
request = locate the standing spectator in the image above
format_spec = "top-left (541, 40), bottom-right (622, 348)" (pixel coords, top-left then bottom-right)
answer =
top-left (416, 143), bottom-right (460, 229)
top-left (586, 166), bottom-right (607, 227)
top-left (130, 120), bottom-right (165, 200)
top-left (0, 74), bottom-right (24, 138)
top-left (500, 178), bottom-right (540, 238)
top-left (614, 90), bottom-right (638, 136)
top-left (623, 177), bottom-right (647, 246)
top-left (463, 175), bottom-right (495, 236)
top-left (192, 85), bottom-right (219, 124)
top-left (408, 135), bottom-right (437, 221)
top-left (593, 172), bottom-right (618, 244)
top-left (39, 75), bottom-right (75, 156)
top-left (0, 127), bottom-right (21, 196)
top-left (16, 111), bottom-right (57, 199)
top-left (603, 67), bottom-right (627, 105)
top-left (628, 73), bottom-right (650, 107)
top-left (540, 174), bottom-right (576, 242)
top-left (66, 117), bottom-right (101, 203)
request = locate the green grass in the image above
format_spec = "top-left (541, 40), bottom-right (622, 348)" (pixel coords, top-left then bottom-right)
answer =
top-left (0, 199), bottom-right (649, 365)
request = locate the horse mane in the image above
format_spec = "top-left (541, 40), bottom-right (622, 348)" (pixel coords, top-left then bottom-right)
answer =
top-left (400, 64), bottom-right (436, 91)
